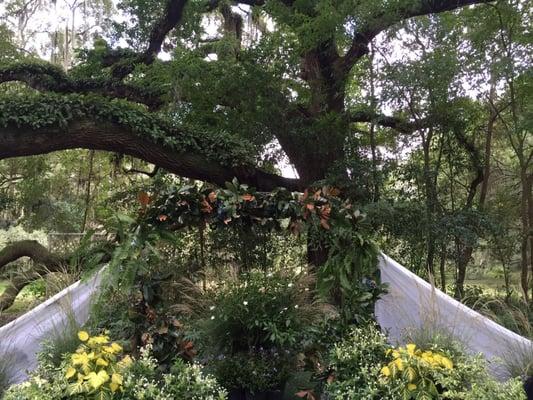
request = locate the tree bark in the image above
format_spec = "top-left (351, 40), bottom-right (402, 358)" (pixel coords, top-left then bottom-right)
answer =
top-left (0, 121), bottom-right (302, 192)
top-left (0, 240), bottom-right (66, 311)
top-left (81, 150), bottom-right (95, 232)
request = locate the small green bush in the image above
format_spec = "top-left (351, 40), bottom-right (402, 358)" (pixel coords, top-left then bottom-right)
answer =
top-left (3, 341), bottom-right (227, 400)
top-left (195, 270), bottom-right (325, 355)
top-left (324, 324), bottom-right (527, 400)
top-left (324, 324), bottom-right (399, 400)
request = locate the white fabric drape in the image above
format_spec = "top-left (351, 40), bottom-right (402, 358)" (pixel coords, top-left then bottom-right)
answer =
top-left (0, 270), bottom-right (103, 383)
top-left (375, 253), bottom-right (532, 379)
top-left (0, 254), bottom-right (531, 384)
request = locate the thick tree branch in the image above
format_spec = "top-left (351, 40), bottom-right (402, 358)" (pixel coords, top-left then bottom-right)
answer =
top-left (106, 0), bottom-right (189, 79)
top-left (0, 63), bottom-right (164, 109)
top-left (341, 0), bottom-right (493, 73)
top-left (350, 110), bottom-right (427, 134)
top-left (0, 121), bottom-right (302, 192)
top-left (0, 240), bottom-right (66, 311)
top-left (0, 240), bottom-right (63, 271)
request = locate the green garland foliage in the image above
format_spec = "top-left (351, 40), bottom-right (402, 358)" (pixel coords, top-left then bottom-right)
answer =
top-left (0, 92), bottom-right (253, 167)
top-left (142, 179), bottom-right (384, 323)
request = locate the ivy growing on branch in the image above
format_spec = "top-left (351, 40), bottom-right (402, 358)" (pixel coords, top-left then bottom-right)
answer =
top-left (0, 92), bottom-right (254, 167)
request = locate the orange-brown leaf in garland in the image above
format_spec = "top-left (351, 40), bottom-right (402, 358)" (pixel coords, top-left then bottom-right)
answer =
top-left (200, 199), bottom-right (213, 213)
top-left (289, 220), bottom-right (304, 235)
top-left (138, 191), bottom-right (151, 207)
top-left (306, 203), bottom-right (315, 211)
top-left (208, 191), bottom-right (217, 203)
top-left (157, 214), bottom-right (168, 222)
top-left (295, 390), bottom-right (316, 400)
top-left (320, 218), bottom-right (330, 230)
top-left (329, 187), bottom-right (341, 197)
top-left (241, 194), bottom-right (255, 202)
top-left (313, 189), bottom-right (322, 200)
top-left (320, 205), bottom-right (331, 220)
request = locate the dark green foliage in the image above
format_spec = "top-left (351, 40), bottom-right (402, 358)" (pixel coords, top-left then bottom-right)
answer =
top-left (0, 92), bottom-right (253, 167)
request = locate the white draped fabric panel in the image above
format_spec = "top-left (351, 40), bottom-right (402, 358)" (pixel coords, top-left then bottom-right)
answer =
top-left (375, 253), bottom-right (532, 379)
top-left (0, 255), bottom-right (531, 384)
top-left (0, 270), bottom-right (103, 383)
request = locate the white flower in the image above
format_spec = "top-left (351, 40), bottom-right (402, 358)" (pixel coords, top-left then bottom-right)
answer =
top-left (294, 305), bottom-right (299, 309)
top-left (304, 288), bottom-right (309, 291)
top-left (211, 316), bottom-right (215, 320)
top-left (243, 301), bottom-right (249, 306)
top-left (288, 283), bottom-right (294, 288)
top-left (209, 306), bottom-right (216, 311)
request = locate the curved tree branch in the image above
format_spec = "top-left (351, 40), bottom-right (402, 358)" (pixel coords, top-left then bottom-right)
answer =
top-left (0, 63), bottom-right (164, 109)
top-left (0, 240), bottom-right (63, 270)
top-left (340, 0), bottom-right (493, 73)
top-left (106, 0), bottom-right (190, 79)
top-left (0, 120), bottom-right (302, 192)
top-left (0, 240), bottom-right (66, 311)
top-left (350, 110), bottom-right (428, 134)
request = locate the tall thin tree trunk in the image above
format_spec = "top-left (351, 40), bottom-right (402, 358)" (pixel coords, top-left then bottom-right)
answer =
top-left (479, 78), bottom-right (496, 207)
top-left (369, 42), bottom-right (380, 201)
top-left (422, 131), bottom-right (436, 276)
top-left (439, 247), bottom-right (447, 293)
top-left (526, 172), bottom-right (533, 302)
top-left (81, 150), bottom-right (95, 232)
top-left (519, 168), bottom-right (530, 302)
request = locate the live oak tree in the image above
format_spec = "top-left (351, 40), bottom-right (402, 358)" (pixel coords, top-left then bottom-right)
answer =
top-left (0, 0), bottom-right (496, 192)
top-left (0, 0), bottom-right (523, 300)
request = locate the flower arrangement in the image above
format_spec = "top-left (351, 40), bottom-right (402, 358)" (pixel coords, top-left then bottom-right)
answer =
top-left (63, 331), bottom-right (131, 396)
top-left (380, 343), bottom-right (454, 397)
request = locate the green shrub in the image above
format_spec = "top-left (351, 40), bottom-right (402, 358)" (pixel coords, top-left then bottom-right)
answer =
top-left (324, 324), bottom-right (399, 400)
top-left (324, 324), bottom-right (527, 400)
top-left (208, 350), bottom-right (294, 394)
top-left (0, 351), bottom-right (15, 397)
top-left (38, 313), bottom-right (84, 369)
top-left (3, 340), bottom-right (227, 400)
top-left (195, 270), bottom-right (327, 354)
top-left (191, 270), bottom-right (332, 394)
top-left (120, 345), bottom-right (227, 400)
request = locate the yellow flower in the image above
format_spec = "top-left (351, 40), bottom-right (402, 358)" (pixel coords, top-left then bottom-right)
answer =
top-left (111, 373), bottom-right (123, 385)
top-left (88, 335), bottom-right (109, 346)
top-left (71, 352), bottom-right (90, 367)
top-left (65, 367), bottom-right (77, 379)
top-left (407, 383), bottom-right (417, 391)
top-left (392, 350), bottom-right (400, 359)
top-left (118, 355), bottom-right (133, 367)
top-left (96, 358), bottom-right (109, 367)
top-left (109, 373), bottom-right (123, 393)
top-left (86, 370), bottom-right (109, 389)
top-left (441, 356), bottom-right (453, 369)
top-left (380, 366), bottom-right (391, 377)
top-left (110, 382), bottom-right (121, 393)
top-left (406, 344), bottom-right (416, 356)
top-left (78, 331), bottom-right (90, 342)
top-left (111, 342), bottom-right (123, 353)
top-left (394, 357), bottom-right (404, 371)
